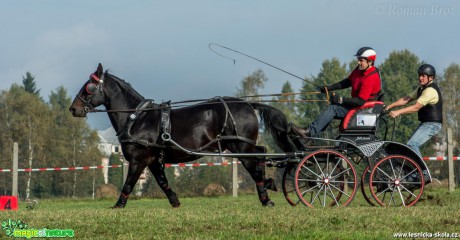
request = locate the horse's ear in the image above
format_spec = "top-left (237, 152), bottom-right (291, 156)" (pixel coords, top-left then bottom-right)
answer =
top-left (96, 63), bottom-right (103, 77)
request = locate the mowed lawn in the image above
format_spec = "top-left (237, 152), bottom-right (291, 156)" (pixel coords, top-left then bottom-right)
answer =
top-left (2, 188), bottom-right (459, 240)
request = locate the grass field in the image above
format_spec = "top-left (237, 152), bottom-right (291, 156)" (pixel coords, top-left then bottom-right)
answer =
top-left (1, 187), bottom-right (459, 239)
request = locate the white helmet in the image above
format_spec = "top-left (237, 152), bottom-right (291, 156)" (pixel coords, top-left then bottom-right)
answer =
top-left (355, 47), bottom-right (376, 62)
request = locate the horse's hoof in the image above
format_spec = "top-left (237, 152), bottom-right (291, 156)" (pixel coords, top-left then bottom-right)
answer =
top-left (111, 206), bottom-right (124, 209)
top-left (171, 203), bottom-right (181, 208)
top-left (262, 201), bottom-right (275, 207)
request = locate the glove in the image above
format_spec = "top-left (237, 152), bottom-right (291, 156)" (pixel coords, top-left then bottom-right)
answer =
top-left (329, 94), bottom-right (343, 105)
top-left (318, 86), bottom-right (328, 93)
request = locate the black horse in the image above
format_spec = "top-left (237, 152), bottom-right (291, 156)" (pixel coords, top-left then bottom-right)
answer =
top-left (69, 63), bottom-right (296, 208)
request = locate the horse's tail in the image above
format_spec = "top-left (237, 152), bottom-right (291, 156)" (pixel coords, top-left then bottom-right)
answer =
top-left (250, 103), bottom-right (297, 152)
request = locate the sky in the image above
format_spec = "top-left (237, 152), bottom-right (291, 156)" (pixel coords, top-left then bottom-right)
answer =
top-left (1, 0), bottom-right (459, 130)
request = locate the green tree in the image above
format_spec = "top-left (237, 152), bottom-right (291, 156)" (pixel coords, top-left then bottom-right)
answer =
top-left (235, 69), bottom-right (267, 99)
top-left (0, 84), bottom-right (51, 199)
top-left (438, 63), bottom-right (460, 155)
top-left (0, 83), bottom-right (104, 198)
top-left (22, 72), bottom-right (42, 100)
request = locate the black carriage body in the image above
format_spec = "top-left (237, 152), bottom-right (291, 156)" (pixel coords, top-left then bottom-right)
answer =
top-left (335, 101), bottom-right (432, 184)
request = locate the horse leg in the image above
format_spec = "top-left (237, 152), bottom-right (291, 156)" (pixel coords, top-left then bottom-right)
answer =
top-left (148, 160), bottom-right (180, 208)
top-left (113, 161), bottom-right (147, 208)
top-left (239, 157), bottom-right (275, 207)
top-left (255, 145), bottom-right (277, 192)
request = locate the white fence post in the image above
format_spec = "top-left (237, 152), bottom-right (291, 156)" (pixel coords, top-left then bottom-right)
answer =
top-left (232, 158), bottom-right (238, 197)
top-left (447, 128), bottom-right (455, 192)
top-left (12, 142), bottom-right (18, 197)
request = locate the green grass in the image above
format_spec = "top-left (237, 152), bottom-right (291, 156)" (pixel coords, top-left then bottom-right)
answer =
top-left (2, 188), bottom-right (460, 239)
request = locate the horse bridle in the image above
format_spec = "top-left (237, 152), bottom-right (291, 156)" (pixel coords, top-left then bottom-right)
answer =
top-left (77, 73), bottom-right (105, 113)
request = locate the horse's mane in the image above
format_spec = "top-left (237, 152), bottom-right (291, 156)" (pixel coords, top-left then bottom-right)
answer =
top-left (105, 71), bottom-right (145, 101)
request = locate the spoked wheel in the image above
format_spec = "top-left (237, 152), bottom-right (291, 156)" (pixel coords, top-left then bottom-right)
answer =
top-left (369, 155), bottom-right (425, 207)
top-left (282, 163), bottom-right (301, 206)
top-left (294, 150), bottom-right (358, 207)
top-left (361, 166), bottom-right (377, 206)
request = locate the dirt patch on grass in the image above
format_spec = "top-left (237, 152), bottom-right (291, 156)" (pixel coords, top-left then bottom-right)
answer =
top-left (203, 183), bottom-right (226, 196)
top-left (95, 184), bottom-right (119, 199)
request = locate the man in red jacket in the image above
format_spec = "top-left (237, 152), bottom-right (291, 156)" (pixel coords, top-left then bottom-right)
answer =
top-left (291, 47), bottom-right (382, 138)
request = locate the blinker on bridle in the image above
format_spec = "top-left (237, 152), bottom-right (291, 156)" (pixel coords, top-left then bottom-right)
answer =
top-left (86, 74), bottom-right (104, 95)
top-left (78, 73), bottom-right (105, 113)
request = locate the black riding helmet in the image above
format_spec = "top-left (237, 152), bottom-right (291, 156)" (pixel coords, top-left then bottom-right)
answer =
top-left (418, 64), bottom-right (436, 78)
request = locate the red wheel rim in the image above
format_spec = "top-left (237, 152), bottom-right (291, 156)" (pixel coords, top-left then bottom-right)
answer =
top-left (369, 155), bottom-right (425, 207)
top-left (294, 150), bottom-right (357, 207)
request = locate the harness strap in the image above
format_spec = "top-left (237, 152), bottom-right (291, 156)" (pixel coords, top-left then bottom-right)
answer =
top-left (217, 97), bottom-right (238, 136)
top-left (117, 99), bottom-right (155, 142)
top-left (160, 101), bottom-right (172, 136)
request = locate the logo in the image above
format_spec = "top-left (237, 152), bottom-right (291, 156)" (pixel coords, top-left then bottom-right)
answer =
top-left (1, 218), bottom-right (74, 238)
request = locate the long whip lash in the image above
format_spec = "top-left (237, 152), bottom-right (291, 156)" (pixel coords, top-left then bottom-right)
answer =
top-left (209, 43), bottom-right (322, 88)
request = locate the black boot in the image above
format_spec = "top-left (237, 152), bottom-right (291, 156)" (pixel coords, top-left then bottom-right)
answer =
top-left (288, 123), bottom-right (311, 138)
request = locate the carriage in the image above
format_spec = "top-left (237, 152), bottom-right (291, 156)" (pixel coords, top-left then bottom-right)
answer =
top-left (162, 99), bottom-right (431, 207)
top-left (279, 100), bottom-right (430, 207)
top-left (70, 64), bottom-right (430, 208)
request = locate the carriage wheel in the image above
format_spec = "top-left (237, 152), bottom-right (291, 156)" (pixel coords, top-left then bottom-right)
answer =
top-left (369, 155), bottom-right (425, 207)
top-left (361, 166), bottom-right (377, 206)
top-left (294, 150), bottom-right (357, 207)
top-left (282, 163), bottom-right (301, 206)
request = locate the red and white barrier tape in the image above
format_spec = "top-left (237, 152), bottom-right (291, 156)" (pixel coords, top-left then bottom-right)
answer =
top-left (0, 157), bottom-right (457, 173)
top-left (0, 162), bottom-right (234, 172)
top-left (422, 156), bottom-right (459, 161)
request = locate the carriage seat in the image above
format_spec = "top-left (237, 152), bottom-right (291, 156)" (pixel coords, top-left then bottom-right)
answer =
top-left (339, 101), bottom-right (385, 133)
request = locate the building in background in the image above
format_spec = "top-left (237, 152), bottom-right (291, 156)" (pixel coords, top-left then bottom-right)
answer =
top-left (97, 127), bottom-right (121, 184)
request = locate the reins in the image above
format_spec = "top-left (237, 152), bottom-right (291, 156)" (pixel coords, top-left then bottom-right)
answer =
top-left (88, 91), bottom-right (328, 113)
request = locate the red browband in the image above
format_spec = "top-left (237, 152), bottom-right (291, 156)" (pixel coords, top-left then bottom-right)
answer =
top-left (91, 74), bottom-right (101, 82)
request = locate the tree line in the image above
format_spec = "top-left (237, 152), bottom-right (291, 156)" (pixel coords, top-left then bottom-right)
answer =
top-left (0, 49), bottom-right (458, 199)
top-left (0, 73), bottom-right (103, 198)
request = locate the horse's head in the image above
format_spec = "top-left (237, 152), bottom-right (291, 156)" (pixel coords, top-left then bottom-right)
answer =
top-left (69, 63), bottom-right (107, 117)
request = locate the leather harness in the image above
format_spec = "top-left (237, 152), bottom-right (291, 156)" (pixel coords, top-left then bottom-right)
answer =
top-left (116, 97), bottom-right (256, 152)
